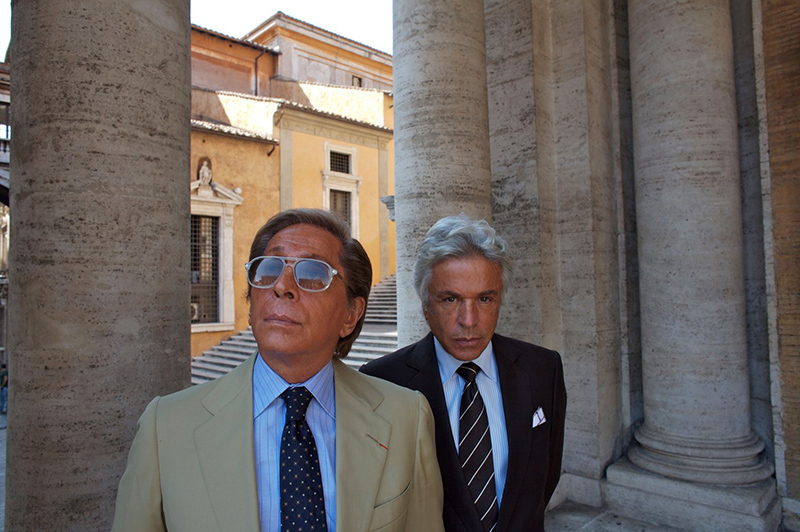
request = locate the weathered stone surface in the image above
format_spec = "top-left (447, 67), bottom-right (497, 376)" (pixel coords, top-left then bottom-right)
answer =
top-left (604, 459), bottom-right (781, 532)
top-left (527, 0), bottom-right (625, 496)
top-left (629, 0), bottom-right (769, 477)
top-left (393, 0), bottom-right (493, 344)
top-left (7, 1), bottom-right (191, 529)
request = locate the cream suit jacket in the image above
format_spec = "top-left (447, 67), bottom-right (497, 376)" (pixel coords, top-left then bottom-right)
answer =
top-left (112, 354), bottom-right (445, 532)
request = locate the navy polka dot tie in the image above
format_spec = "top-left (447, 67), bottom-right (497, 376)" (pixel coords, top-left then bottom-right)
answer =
top-left (280, 387), bottom-right (327, 532)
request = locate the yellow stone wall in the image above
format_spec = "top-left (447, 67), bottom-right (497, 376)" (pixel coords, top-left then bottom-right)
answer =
top-left (269, 88), bottom-right (397, 281)
top-left (192, 89), bottom-right (281, 139)
top-left (272, 80), bottom-right (388, 127)
top-left (191, 29), bottom-right (275, 96)
top-left (287, 128), bottom-right (395, 285)
top-left (189, 130), bottom-right (280, 357)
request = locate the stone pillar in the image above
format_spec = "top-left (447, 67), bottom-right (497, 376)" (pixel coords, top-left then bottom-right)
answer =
top-left (7, 1), bottom-right (191, 530)
top-left (393, 0), bottom-right (493, 344)
top-left (603, 1), bottom-right (778, 530)
top-left (484, 0), bottom-right (626, 507)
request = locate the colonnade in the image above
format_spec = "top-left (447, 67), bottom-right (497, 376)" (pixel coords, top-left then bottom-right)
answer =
top-left (393, 0), bottom-right (777, 529)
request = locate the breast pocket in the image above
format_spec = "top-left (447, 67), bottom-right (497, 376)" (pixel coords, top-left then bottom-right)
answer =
top-left (369, 481), bottom-right (411, 532)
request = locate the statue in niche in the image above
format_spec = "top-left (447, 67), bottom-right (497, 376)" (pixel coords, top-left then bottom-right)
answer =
top-left (198, 159), bottom-right (213, 185)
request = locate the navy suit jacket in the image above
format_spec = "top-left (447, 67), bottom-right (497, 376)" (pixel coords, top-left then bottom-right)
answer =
top-left (361, 332), bottom-right (566, 532)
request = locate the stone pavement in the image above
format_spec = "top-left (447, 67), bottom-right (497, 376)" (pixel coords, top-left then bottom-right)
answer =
top-left (547, 501), bottom-right (685, 531)
top-left (0, 412), bottom-right (685, 531)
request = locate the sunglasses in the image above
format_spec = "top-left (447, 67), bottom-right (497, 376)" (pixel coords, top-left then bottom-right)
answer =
top-left (245, 256), bottom-right (343, 292)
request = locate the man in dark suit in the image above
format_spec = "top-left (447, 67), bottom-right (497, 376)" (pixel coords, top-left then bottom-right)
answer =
top-left (362, 214), bottom-right (566, 532)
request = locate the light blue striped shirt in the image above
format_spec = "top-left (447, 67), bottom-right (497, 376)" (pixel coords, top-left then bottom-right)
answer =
top-left (434, 337), bottom-right (509, 505)
top-left (253, 355), bottom-right (336, 532)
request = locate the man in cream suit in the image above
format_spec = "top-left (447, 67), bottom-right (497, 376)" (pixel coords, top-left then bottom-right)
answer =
top-left (362, 214), bottom-right (566, 532)
top-left (113, 209), bottom-right (444, 532)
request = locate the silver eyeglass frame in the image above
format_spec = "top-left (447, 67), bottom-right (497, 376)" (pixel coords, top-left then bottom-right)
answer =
top-left (245, 255), bottom-right (343, 292)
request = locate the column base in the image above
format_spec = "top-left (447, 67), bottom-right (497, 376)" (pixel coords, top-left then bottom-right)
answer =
top-left (630, 426), bottom-right (775, 484)
top-left (602, 458), bottom-right (781, 532)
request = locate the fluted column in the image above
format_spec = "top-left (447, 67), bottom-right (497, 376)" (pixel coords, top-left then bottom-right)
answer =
top-left (628, 0), bottom-right (771, 485)
top-left (7, 1), bottom-right (190, 530)
top-left (393, 0), bottom-right (493, 344)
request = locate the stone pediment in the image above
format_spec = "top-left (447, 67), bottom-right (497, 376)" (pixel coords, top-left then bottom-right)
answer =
top-left (190, 180), bottom-right (243, 206)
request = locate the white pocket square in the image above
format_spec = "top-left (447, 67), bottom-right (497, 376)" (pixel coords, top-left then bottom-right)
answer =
top-left (532, 407), bottom-right (547, 428)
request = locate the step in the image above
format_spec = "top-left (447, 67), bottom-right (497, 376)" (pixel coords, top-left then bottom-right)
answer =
top-left (203, 349), bottom-right (251, 361)
top-left (348, 351), bottom-right (388, 361)
top-left (194, 355), bottom-right (243, 368)
top-left (191, 367), bottom-right (226, 380)
top-left (207, 344), bottom-right (254, 355)
top-left (191, 363), bottom-right (234, 377)
top-left (352, 339), bottom-right (397, 349)
top-left (351, 342), bottom-right (396, 352)
top-left (350, 343), bottom-right (396, 352)
top-left (224, 339), bottom-right (258, 348)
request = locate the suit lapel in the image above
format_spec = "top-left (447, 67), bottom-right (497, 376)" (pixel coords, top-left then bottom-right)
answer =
top-left (334, 360), bottom-right (391, 532)
top-left (194, 354), bottom-right (260, 532)
top-left (406, 334), bottom-right (483, 531)
top-left (494, 337), bottom-right (533, 531)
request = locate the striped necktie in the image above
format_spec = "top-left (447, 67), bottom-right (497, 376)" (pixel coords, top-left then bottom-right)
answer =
top-left (457, 362), bottom-right (498, 532)
top-left (280, 386), bottom-right (328, 532)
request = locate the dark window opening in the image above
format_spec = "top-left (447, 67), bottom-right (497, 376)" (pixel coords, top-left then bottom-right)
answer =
top-left (191, 215), bottom-right (219, 324)
top-left (329, 151), bottom-right (351, 174)
top-left (329, 189), bottom-right (351, 224)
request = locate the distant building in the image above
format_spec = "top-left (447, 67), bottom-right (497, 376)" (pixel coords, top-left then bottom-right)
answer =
top-left (189, 13), bottom-right (395, 357)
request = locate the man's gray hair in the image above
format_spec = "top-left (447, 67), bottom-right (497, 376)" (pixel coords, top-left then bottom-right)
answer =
top-left (413, 214), bottom-right (514, 307)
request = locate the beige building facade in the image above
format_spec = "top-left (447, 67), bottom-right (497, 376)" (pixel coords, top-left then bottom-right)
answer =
top-left (189, 15), bottom-right (395, 357)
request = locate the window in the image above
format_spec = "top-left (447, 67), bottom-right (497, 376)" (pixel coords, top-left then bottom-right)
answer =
top-left (191, 215), bottom-right (219, 324)
top-left (323, 142), bottom-right (361, 238)
top-left (190, 170), bottom-right (243, 332)
top-left (329, 189), bottom-right (352, 223)
top-left (329, 151), bottom-right (351, 174)
top-left (352, 75), bottom-right (363, 87)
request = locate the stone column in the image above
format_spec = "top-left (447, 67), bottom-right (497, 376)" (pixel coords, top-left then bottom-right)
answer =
top-left (603, 1), bottom-right (778, 530)
top-left (393, 0), bottom-right (493, 344)
top-left (7, 1), bottom-right (191, 530)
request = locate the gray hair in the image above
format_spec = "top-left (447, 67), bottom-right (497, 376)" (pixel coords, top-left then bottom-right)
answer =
top-left (413, 214), bottom-right (514, 307)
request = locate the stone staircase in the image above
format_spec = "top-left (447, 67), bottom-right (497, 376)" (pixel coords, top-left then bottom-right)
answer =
top-left (346, 329), bottom-right (398, 367)
top-left (364, 274), bottom-right (396, 325)
top-left (191, 274), bottom-right (398, 385)
top-left (191, 329), bottom-right (257, 385)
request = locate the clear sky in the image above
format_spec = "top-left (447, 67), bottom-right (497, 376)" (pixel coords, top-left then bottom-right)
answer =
top-left (0, 0), bottom-right (393, 60)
